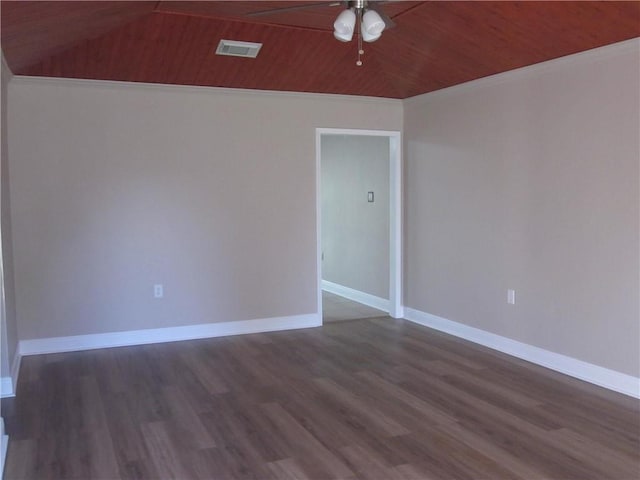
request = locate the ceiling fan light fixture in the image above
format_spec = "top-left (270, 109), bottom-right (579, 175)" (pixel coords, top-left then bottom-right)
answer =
top-left (361, 27), bottom-right (381, 43)
top-left (333, 8), bottom-right (356, 35)
top-left (333, 3), bottom-right (387, 64)
top-left (362, 9), bottom-right (385, 36)
top-left (334, 30), bottom-right (354, 42)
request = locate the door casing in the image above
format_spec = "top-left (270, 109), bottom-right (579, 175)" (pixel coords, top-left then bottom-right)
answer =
top-left (316, 128), bottom-right (403, 321)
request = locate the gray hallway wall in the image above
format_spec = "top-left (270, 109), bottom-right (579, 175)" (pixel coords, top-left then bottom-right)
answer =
top-left (321, 135), bottom-right (390, 299)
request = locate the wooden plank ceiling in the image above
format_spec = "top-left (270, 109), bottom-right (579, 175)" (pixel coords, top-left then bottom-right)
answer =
top-left (1, 1), bottom-right (639, 99)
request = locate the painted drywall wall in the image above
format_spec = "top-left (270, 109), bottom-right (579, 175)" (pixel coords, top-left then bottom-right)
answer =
top-left (404, 39), bottom-right (640, 377)
top-left (7, 78), bottom-right (402, 341)
top-left (321, 135), bottom-right (390, 299)
top-left (0, 53), bottom-right (17, 381)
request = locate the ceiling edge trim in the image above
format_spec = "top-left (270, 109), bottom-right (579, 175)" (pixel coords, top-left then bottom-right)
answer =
top-left (404, 37), bottom-right (640, 105)
top-left (9, 75), bottom-right (403, 105)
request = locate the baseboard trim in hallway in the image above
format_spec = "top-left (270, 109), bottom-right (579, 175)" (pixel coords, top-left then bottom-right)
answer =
top-left (18, 313), bottom-right (322, 356)
top-left (0, 378), bottom-right (13, 398)
top-left (322, 280), bottom-right (389, 312)
top-left (404, 307), bottom-right (640, 399)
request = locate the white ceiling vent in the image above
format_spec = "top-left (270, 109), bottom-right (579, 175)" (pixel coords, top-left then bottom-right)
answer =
top-left (215, 40), bottom-right (262, 58)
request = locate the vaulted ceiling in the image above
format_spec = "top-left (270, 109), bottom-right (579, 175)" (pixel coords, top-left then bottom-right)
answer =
top-left (1, 1), bottom-right (639, 99)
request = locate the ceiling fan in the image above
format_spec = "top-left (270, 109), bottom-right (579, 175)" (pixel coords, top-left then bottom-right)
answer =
top-left (246, 1), bottom-right (396, 66)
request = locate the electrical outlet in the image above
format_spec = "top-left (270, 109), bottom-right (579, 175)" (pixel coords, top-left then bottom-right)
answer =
top-left (507, 289), bottom-right (516, 305)
top-left (154, 284), bottom-right (164, 298)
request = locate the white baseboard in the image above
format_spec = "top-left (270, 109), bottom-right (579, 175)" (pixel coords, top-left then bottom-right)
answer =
top-left (0, 352), bottom-right (21, 398)
top-left (0, 377), bottom-right (12, 398)
top-left (1, 417), bottom-right (7, 479)
top-left (322, 280), bottom-right (389, 312)
top-left (19, 313), bottom-right (321, 356)
top-left (404, 308), bottom-right (640, 399)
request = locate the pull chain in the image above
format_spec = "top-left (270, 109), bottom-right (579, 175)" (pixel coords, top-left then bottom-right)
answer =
top-left (356, 8), bottom-right (364, 66)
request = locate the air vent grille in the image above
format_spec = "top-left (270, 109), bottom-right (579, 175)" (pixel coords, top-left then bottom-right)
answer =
top-left (215, 40), bottom-right (262, 58)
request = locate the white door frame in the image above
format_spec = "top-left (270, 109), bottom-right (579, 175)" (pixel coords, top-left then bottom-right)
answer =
top-left (316, 128), bottom-right (403, 321)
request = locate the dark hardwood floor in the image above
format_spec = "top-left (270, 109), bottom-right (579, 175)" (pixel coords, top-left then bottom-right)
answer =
top-left (2, 317), bottom-right (639, 479)
top-left (322, 291), bottom-right (386, 323)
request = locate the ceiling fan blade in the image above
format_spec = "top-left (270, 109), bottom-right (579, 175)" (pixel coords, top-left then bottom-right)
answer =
top-left (368, 3), bottom-right (396, 29)
top-left (246, 2), bottom-right (343, 17)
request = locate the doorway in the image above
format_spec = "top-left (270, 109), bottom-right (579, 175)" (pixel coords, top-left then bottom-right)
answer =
top-left (316, 128), bottom-right (402, 323)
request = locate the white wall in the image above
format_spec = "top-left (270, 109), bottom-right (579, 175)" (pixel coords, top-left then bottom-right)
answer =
top-left (404, 39), bottom-right (640, 377)
top-left (321, 135), bottom-right (390, 299)
top-left (8, 78), bottom-right (402, 341)
top-left (0, 53), bottom-right (17, 385)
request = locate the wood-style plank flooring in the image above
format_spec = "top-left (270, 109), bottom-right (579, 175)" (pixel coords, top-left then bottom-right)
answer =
top-left (322, 292), bottom-right (386, 323)
top-left (2, 317), bottom-right (639, 479)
